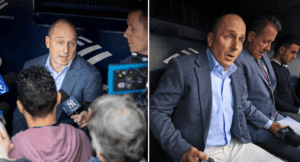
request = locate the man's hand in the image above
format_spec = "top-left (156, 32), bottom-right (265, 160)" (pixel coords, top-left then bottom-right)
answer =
top-left (70, 108), bottom-right (93, 129)
top-left (0, 124), bottom-right (13, 158)
top-left (269, 122), bottom-right (287, 137)
top-left (182, 147), bottom-right (209, 162)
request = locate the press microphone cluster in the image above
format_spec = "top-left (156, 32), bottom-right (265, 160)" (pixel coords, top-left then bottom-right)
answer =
top-left (278, 126), bottom-right (300, 147)
top-left (59, 89), bottom-right (82, 116)
top-left (0, 72), bottom-right (18, 95)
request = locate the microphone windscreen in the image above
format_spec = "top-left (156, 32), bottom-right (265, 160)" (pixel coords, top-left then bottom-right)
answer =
top-left (3, 72), bottom-right (18, 86)
top-left (285, 134), bottom-right (300, 147)
top-left (0, 102), bottom-right (10, 118)
top-left (59, 89), bottom-right (69, 103)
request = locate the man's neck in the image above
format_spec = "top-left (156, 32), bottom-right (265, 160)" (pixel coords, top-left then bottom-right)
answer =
top-left (50, 61), bottom-right (67, 73)
top-left (26, 114), bottom-right (57, 128)
top-left (273, 55), bottom-right (282, 64)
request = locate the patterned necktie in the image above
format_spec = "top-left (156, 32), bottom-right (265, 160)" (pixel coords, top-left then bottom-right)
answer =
top-left (256, 59), bottom-right (272, 89)
top-left (256, 59), bottom-right (276, 118)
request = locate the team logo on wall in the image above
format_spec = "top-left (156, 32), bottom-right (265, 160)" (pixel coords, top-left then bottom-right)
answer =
top-left (77, 36), bottom-right (113, 65)
top-left (0, 0), bottom-right (8, 10)
top-left (77, 36), bottom-right (113, 92)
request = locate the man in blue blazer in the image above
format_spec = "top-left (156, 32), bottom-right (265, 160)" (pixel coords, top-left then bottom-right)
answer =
top-left (12, 18), bottom-right (103, 136)
top-left (234, 12), bottom-right (300, 161)
top-left (150, 14), bottom-right (282, 162)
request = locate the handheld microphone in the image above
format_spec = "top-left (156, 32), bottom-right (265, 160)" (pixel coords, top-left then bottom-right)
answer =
top-left (198, 157), bottom-right (215, 162)
top-left (0, 102), bottom-right (10, 125)
top-left (0, 72), bottom-right (18, 95)
top-left (59, 89), bottom-right (82, 116)
top-left (278, 126), bottom-right (300, 147)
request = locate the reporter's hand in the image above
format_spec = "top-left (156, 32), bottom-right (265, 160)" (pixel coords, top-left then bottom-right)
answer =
top-left (96, 150), bottom-right (107, 162)
top-left (182, 147), bottom-right (209, 162)
top-left (0, 124), bottom-right (13, 158)
top-left (269, 122), bottom-right (287, 137)
top-left (70, 108), bottom-right (93, 129)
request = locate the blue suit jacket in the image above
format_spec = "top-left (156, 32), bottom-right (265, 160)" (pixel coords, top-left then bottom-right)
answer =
top-left (150, 49), bottom-right (255, 162)
top-left (234, 45), bottom-right (285, 142)
top-left (12, 54), bottom-right (103, 136)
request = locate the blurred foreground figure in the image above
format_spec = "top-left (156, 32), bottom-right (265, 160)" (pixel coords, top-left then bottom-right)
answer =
top-left (87, 94), bottom-right (147, 162)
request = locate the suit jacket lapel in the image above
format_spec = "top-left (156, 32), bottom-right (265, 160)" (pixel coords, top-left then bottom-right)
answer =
top-left (56, 55), bottom-right (81, 119)
top-left (194, 51), bottom-right (212, 146)
top-left (243, 48), bottom-right (270, 88)
top-left (262, 53), bottom-right (276, 91)
top-left (60, 54), bottom-right (81, 95)
top-left (230, 71), bottom-right (241, 139)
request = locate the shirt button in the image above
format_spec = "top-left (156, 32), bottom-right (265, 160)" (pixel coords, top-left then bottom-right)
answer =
top-left (268, 113), bottom-right (272, 116)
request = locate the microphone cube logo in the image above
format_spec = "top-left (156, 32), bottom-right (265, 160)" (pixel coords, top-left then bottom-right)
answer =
top-left (0, 75), bottom-right (8, 95)
top-left (63, 96), bottom-right (81, 115)
top-left (67, 100), bottom-right (76, 109)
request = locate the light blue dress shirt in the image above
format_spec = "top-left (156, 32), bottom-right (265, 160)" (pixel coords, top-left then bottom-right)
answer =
top-left (45, 55), bottom-right (72, 91)
top-left (205, 48), bottom-right (236, 149)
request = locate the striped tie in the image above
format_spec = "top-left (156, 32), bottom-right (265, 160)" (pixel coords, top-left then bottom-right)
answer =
top-left (257, 59), bottom-right (272, 89)
top-left (256, 59), bottom-right (276, 118)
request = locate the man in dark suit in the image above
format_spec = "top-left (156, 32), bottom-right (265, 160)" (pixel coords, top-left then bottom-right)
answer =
top-left (271, 35), bottom-right (300, 122)
top-left (150, 14), bottom-right (282, 162)
top-left (12, 18), bottom-right (103, 136)
top-left (234, 13), bottom-right (300, 161)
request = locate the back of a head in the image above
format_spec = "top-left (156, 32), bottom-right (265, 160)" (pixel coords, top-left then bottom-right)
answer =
top-left (88, 94), bottom-right (146, 162)
top-left (17, 66), bottom-right (57, 118)
top-left (246, 11), bottom-right (282, 37)
top-left (274, 35), bottom-right (300, 55)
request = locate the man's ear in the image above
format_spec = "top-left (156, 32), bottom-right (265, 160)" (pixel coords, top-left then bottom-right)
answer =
top-left (247, 31), bottom-right (256, 42)
top-left (207, 32), bottom-right (214, 47)
top-left (45, 36), bottom-right (50, 49)
top-left (279, 46), bottom-right (285, 55)
top-left (16, 100), bottom-right (24, 114)
top-left (56, 92), bottom-right (61, 106)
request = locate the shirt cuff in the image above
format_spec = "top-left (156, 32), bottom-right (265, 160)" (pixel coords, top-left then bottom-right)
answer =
top-left (263, 120), bottom-right (273, 129)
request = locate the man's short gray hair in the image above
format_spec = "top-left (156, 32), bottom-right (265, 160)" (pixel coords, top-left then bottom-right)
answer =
top-left (87, 94), bottom-right (147, 162)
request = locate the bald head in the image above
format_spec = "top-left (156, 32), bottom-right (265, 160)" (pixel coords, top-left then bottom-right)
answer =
top-left (48, 18), bottom-right (77, 39)
top-left (212, 14), bottom-right (245, 35)
top-left (207, 14), bottom-right (246, 71)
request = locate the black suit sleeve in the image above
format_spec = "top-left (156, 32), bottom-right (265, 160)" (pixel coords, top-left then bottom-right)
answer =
top-left (274, 70), bottom-right (299, 114)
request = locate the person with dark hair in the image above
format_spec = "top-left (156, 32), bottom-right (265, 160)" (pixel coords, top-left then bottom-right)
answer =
top-left (235, 12), bottom-right (300, 161)
top-left (122, 0), bottom-right (148, 63)
top-left (150, 13), bottom-right (282, 162)
top-left (121, 1), bottom-right (148, 160)
top-left (87, 94), bottom-right (147, 162)
top-left (122, 0), bottom-right (148, 117)
top-left (271, 35), bottom-right (300, 122)
top-left (9, 66), bottom-right (92, 161)
top-left (12, 18), bottom-right (103, 137)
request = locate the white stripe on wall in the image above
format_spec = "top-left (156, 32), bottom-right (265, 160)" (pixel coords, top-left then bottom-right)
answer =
top-left (0, 2), bottom-right (8, 10)
top-left (181, 50), bottom-right (192, 55)
top-left (188, 48), bottom-right (199, 54)
top-left (163, 53), bottom-right (180, 64)
top-left (88, 51), bottom-right (112, 65)
top-left (78, 36), bottom-right (93, 43)
top-left (77, 45), bottom-right (102, 56)
top-left (77, 40), bottom-right (85, 46)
